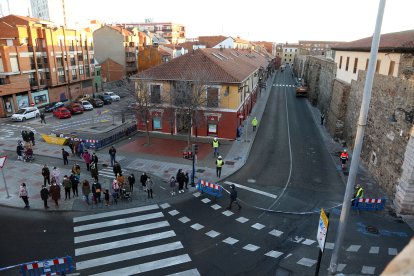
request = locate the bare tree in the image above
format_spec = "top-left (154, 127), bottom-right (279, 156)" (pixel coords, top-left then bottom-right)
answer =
top-left (132, 79), bottom-right (154, 146)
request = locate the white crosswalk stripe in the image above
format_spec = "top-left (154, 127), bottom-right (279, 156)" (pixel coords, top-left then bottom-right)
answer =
top-left (98, 167), bottom-right (128, 179)
top-left (73, 204), bottom-right (198, 275)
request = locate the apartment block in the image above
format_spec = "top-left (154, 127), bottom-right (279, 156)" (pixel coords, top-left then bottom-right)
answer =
top-left (0, 14), bottom-right (95, 117)
top-left (298, 40), bottom-right (342, 56)
top-left (30, 0), bottom-right (67, 27)
top-left (93, 25), bottom-right (139, 81)
top-left (122, 21), bottom-right (185, 44)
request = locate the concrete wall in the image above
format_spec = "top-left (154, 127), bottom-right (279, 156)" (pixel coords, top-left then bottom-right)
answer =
top-left (93, 27), bottom-right (125, 68)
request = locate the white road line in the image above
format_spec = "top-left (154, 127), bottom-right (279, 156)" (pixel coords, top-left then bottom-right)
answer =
top-left (224, 181), bottom-right (277, 199)
top-left (75, 230), bottom-right (176, 256)
top-left (73, 204), bottom-right (159, 223)
top-left (74, 221), bottom-right (170, 243)
top-left (76, 241), bottom-right (183, 270)
top-left (74, 212), bottom-right (164, 232)
top-left (91, 254), bottom-right (192, 276)
top-left (167, 268), bottom-right (201, 276)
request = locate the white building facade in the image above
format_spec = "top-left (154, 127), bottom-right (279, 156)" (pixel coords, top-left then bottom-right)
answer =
top-left (30, 0), bottom-right (67, 27)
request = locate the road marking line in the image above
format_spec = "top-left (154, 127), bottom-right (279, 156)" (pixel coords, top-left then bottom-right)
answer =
top-left (73, 204), bottom-right (159, 223)
top-left (361, 266), bottom-right (376, 275)
top-left (224, 181), bottom-right (277, 199)
top-left (190, 223), bottom-right (204, 230)
top-left (297, 258), bottom-right (317, 267)
top-left (74, 212), bottom-right (164, 232)
top-left (76, 241), bottom-right (183, 270)
top-left (346, 245), bottom-right (361, 252)
top-left (166, 268), bottom-right (201, 276)
top-left (74, 221), bottom-right (170, 243)
top-left (243, 244), bottom-right (260, 251)
top-left (90, 254), bottom-right (192, 276)
top-left (205, 230), bottom-right (220, 238)
top-left (223, 237), bottom-right (238, 245)
top-left (236, 217), bottom-right (249, 223)
top-left (269, 229), bottom-right (283, 237)
top-left (369, 246), bottom-right (379, 254)
top-left (388, 248), bottom-right (398, 255)
top-left (265, 250), bottom-right (283, 258)
top-left (75, 230), bottom-right (176, 256)
top-left (251, 223), bottom-right (265, 230)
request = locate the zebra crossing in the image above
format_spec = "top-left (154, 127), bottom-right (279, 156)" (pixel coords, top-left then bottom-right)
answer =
top-left (72, 204), bottom-right (199, 275)
top-left (272, 84), bottom-right (296, 87)
top-left (98, 166), bottom-right (127, 179)
top-left (0, 123), bottom-right (36, 140)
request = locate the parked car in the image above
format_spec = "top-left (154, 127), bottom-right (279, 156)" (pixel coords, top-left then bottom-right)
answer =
top-left (66, 102), bottom-right (84, 114)
top-left (44, 102), bottom-right (64, 113)
top-left (97, 94), bottom-right (113, 105)
top-left (88, 98), bottom-right (104, 108)
top-left (11, 107), bottom-right (40, 122)
top-left (53, 107), bottom-right (72, 119)
top-left (103, 92), bottom-right (120, 101)
top-left (80, 100), bottom-right (93, 111)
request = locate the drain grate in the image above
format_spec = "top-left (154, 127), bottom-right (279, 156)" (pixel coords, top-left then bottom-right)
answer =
top-left (196, 169), bottom-right (205, 173)
top-left (366, 226), bottom-right (379, 234)
top-left (225, 161), bottom-right (235, 165)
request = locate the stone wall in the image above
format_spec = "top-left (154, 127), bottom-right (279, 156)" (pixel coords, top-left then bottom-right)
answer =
top-left (326, 79), bottom-right (350, 141)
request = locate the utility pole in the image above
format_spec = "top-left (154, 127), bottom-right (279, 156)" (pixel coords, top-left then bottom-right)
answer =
top-left (328, 0), bottom-right (386, 274)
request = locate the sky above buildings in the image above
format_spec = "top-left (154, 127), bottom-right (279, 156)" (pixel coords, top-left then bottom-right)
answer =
top-left (3, 0), bottom-right (413, 43)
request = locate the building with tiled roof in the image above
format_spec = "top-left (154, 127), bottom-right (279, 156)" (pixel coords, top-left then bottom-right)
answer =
top-left (131, 48), bottom-right (273, 139)
top-left (0, 14), bottom-right (95, 117)
top-left (198, 35), bottom-right (251, 50)
top-left (93, 25), bottom-right (140, 81)
top-left (332, 29), bottom-right (414, 83)
top-left (121, 22), bottom-right (185, 44)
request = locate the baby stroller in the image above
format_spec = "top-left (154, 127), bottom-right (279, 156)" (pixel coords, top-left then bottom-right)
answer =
top-left (120, 188), bottom-right (131, 201)
top-left (23, 147), bottom-right (34, 162)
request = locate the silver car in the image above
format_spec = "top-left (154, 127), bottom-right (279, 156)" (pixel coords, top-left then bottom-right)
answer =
top-left (11, 107), bottom-right (40, 122)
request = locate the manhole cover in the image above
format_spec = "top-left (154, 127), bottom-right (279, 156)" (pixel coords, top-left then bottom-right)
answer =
top-left (225, 161), bottom-right (235, 165)
top-left (196, 169), bottom-right (205, 173)
top-left (366, 226), bottom-right (379, 234)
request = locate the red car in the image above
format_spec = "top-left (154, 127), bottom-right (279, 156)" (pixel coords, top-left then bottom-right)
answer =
top-left (66, 102), bottom-right (84, 114)
top-left (53, 107), bottom-right (72, 119)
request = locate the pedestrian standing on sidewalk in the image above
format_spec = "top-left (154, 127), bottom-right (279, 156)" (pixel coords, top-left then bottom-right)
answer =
top-left (29, 130), bottom-right (35, 146)
top-left (51, 167), bottom-right (61, 185)
top-left (72, 162), bottom-right (81, 179)
top-left (92, 181), bottom-right (102, 204)
top-left (90, 162), bottom-right (99, 181)
top-left (112, 179), bottom-right (120, 197)
top-left (176, 169), bottom-right (185, 193)
top-left (19, 183), bottom-right (30, 208)
top-left (16, 142), bottom-right (24, 161)
top-left (41, 164), bottom-right (50, 186)
top-left (146, 176), bottom-right (154, 199)
top-left (113, 161), bottom-right (122, 178)
top-left (169, 176), bottom-right (176, 195)
top-left (49, 182), bottom-right (60, 207)
top-left (82, 179), bottom-right (91, 205)
top-left (140, 172), bottom-right (148, 191)
top-left (117, 173), bottom-right (125, 189)
top-left (251, 117), bottom-right (258, 132)
top-left (128, 173), bottom-right (135, 192)
top-left (184, 172), bottom-right (189, 189)
top-left (40, 112), bottom-right (46, 124)
top-left (212, 137), bottom-right (220, 157)
top-left (68, 140), bottom-right (74, 156)
top-left (62, 175), bottom-right (72, 200)
top-left (226, 184), bottom-right (242, 210)
top-left (40, 185), bottom-right (49, 209)
top-left (82, 150), bottom-right (91, 171)
top-left (69, 173), bottom-right (79, 197)
top-left (62, 148), bottom-right (69, 165)
top-left (91, 152), bottom-right (99, 167)
top-left (104, 189), bottom-right (110, 206)
top-left (216, 156), bottom-right (224, 178)
top-left (78, 142), bottom-right (84, 158)
top-left (109, 146), bottom-right (116, 167)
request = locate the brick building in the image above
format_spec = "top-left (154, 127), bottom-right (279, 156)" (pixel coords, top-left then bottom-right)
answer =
top-left (0, 15), bottom-right (95, 117)
top-left (122, 21), bottom-right (185, 44)
top-left (131, 48), bottom-right (272, 139)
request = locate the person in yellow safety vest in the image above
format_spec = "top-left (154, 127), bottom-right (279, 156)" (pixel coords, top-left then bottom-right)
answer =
top-left (212, 137), bottom-right (220, 157)
top-left (353, 184), bottom-right (364, 207)
top-left (252, 117), bottom-right (258, 131)
top-left (216, 156), bottom-right (224, 178)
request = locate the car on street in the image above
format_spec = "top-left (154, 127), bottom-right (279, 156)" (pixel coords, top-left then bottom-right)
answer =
top-left (11, 107), bottom-right (40, 122)
top-left (103, 91), bottom-right (120, 101)
top-left (88, 98), bottom-right (104, 108)
top-left (43, 102), bottom-right (64, 112)
top-left (53, 107), bottom-right (72, 119)
top-left (97, 94), bottom-right (113, 105)
top-left (295, 77), bottom-right (308, 97)
top-left (66, 102), bottom-right (84, 114)
top-left (80, 100), bottom-right (93, 111)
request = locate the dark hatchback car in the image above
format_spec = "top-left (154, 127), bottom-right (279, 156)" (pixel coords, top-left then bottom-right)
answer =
top-left (66, 102), bottom-right (84, 114)
top-left (88, 98), bottom-right (104, 108)
top-left (44, 102), bottom-right (64, 112)
top-left (97, 94), bottom-right (112, 105)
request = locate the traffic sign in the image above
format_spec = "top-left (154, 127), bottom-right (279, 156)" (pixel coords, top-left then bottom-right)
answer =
top-left (317, 208), bottom-right (329, 252)
top-left (0, 156), bottom-right (6, 168)
top-left (238, 114), bottom-right (244, 119)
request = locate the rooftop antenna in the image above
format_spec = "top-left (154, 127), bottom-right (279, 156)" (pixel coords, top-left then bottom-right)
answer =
top-left (6, 0), bottom-right (10, 14)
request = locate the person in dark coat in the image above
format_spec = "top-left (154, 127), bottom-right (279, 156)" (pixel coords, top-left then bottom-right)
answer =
top-left (184, 172), bottom-right (189, 189)
top-left (140, 172), bottom-right (148, 191)
top-left (62, 148), bottom-right (69, 165)
top-left (49, 182), bottom-right (60, 207)
top-left (29, 130), bottom-right (35, 146)
top-left (69, 173), bottom-right (79, 197)
top-left (16, 142), bottom-right (24, 161)
top-left (40, 185), bottom-right (49, 209)
top-left (92, 181), bottom-right (102, 204)
top-left (109, 146), bottom-right (116, 167)
top-left (128, 173), bottom-right (135, 192)
top-left (91, 152), bottom-right (98, 166)
top-left (113, 161), bottom-right (122, 178)
top-left (176, 169), bottom-right (185, 193)
top-left (226, 184), bottom-right (242, 210)
top-left (90, 162), bottom-right (99, 181)
top-left (40, 112), bottom-right (46, 124)
top-left (41, 164), bottom-right (50, 186)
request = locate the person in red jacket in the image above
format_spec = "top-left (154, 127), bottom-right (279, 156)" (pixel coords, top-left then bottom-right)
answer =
top-left (340, 149), bottom-right (349, 169)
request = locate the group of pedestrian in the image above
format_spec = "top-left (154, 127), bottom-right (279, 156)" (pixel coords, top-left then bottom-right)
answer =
top-left (68, 139), bottom-right (84, 158)
top-left (169, 169), bottom-right (189, 196)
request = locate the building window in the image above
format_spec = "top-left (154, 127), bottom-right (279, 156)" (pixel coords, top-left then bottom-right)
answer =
top-left (376, 60), bottom-right (381, 73)
top-left (72, 68), bottom-right (77, 80)
top-left (58, 68), bottom-right (65, 82)
top-left (353, 58), bottom-right (358, 74)
top-left (365, 58), bottom-right (369, 70)
top-left (70, 57), bottom-right (76, 66)
top-left (79, 66), bottom-right (84, 75)
top-left (85, 66), bottom-right (90, 76)
top-left (388, 61), bottom-right (395, 76)
top-left (207, 87), bottom-right (219, 108)
top-left (153, 117), bottom-right (162, 129)
top-left (339, 56), bottom-right (343, 69)
top-left (150, 85), bottom-right (161, 104)
top-left (78, 53), bottom-right (83, 61)
top-left (56, 57), bottom-right (63, 67)
top-left (345, 57), bottom-right (349, 71)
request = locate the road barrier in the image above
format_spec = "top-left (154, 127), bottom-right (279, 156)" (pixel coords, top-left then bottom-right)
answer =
top-left (197, 179), bottom-right (223, 198)
top-left (352, 198), bottom-right (386, 211)
top-left (20, 256), bottom-right (74, 276)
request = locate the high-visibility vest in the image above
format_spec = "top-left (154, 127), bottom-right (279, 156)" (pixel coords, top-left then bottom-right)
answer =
top-left (216, 159), bottom-right (223, 167)
top-left (340, 152), bottom-right (348, 160)
top-left (355, 187), bottom-right (364, 198)
top-left (212, 140), bottom-right (219, 148)
top-left (252, 118), bottom-right (258, 126)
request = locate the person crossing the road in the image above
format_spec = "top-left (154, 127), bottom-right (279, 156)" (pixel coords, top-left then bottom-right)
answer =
top-left (226, 184), bottom-right (241, 210)
top-left (251, 117), bottom-right (258, 131)
top-left (109, 146), bottom-right (116, 167)
top-left (216, 156), bottom-right (224, 178)
top-left (41, 164), bottom-right (50, 186)
top-left (40, 112), bottom-right (46, 124)
top-left (353, 184), bottom-right (364, 207)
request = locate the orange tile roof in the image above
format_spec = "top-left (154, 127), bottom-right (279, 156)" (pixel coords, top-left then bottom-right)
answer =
top-left (198, 35), bottom-right (228, 48)
top-left (332, 29), bottom-right (414, 52)
top-left (134, 48), bottom-right (269, 83)
top-left (108, 25), bottom-right (133, 36)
